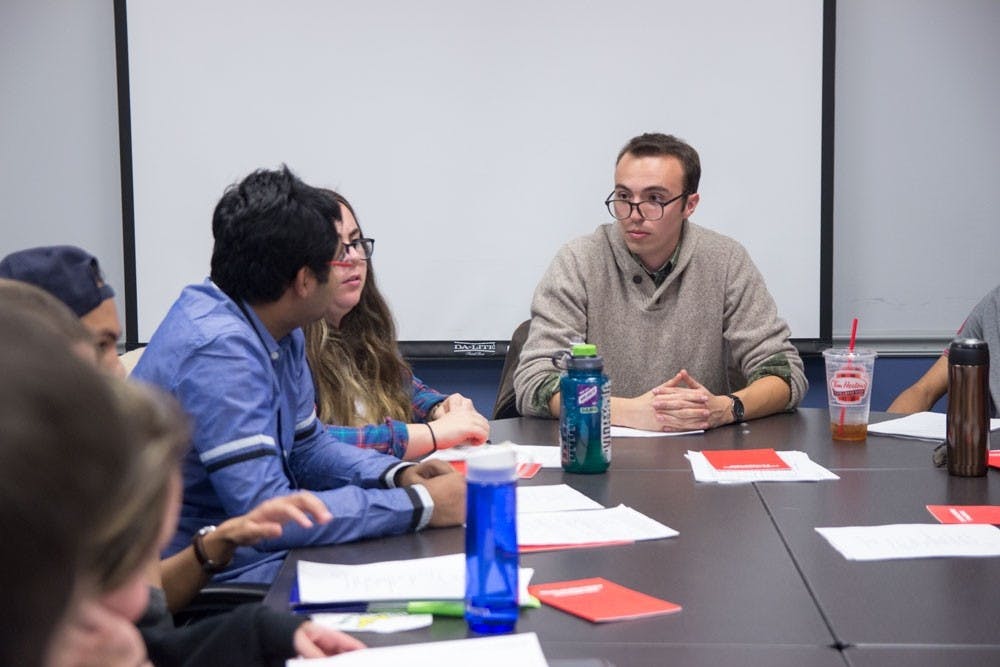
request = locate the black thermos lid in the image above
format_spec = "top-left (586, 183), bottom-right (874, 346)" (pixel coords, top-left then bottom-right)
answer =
top-left (948, 338), bottom-right (989, 366)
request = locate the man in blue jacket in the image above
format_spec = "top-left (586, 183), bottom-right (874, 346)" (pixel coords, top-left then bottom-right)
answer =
top-left (133, 166), bottom-right (465, 584)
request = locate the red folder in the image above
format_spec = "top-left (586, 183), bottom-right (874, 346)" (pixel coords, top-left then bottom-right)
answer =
top-left (926, 505), bottom-right (1000, 525)
top-left (701, 448), bottom-right (790, 471)
top-left (528, 577), bottom-right (681, 623)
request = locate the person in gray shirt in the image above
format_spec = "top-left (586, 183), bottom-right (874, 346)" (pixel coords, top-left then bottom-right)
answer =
top-left (888, 284), bottom-right (1000, 416)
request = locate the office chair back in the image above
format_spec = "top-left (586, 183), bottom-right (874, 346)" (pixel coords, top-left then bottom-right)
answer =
top-left (492, 319), bottom-right (531, 420)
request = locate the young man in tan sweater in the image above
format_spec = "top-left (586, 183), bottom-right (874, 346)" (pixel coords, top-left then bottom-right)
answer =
top-left (514, 133), bottom-right (806, 432)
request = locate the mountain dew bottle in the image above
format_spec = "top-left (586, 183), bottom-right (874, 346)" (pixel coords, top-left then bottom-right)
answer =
top-left (554, 343), bottom-right (611, 473)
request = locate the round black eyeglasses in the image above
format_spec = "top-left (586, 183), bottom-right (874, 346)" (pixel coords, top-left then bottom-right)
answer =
top-left (604, 192), bottom-right (688, 221)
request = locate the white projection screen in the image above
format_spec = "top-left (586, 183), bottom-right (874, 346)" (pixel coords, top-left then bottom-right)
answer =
top-left (119, 0), bottom-right (831, 354)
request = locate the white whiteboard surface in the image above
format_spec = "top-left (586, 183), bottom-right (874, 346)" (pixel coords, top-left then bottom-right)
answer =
top-left (832, 0), bottom-right (1000, 342)
top-left (123, 0), bottom-right (825, 343)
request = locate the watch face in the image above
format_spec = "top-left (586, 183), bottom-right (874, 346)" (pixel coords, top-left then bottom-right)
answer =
top-left (730, 396), bottom-right (744, 421)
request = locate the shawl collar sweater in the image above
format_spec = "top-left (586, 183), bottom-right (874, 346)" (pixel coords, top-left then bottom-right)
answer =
top-left (514, 221), bottom-right (806, 415)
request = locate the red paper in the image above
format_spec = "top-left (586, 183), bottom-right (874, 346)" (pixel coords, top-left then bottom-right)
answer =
top-left (519, 540), bottom-right (633, 554)
top-left (529, 577), bottom-right (681, 623)
top-left (701, 448), bottom-right (790, 471)
top-left (515, 462), bottom-right (542, 479)
top-left (926, 504), bottom-right (1000, 525)
top-left (989, 450), bottom-right (1000, 469)
top-left (447, 460), bottom-right (541, 479)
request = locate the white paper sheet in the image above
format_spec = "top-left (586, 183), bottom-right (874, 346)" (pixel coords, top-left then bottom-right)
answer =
top-left (611, 425), bottom-right (704, 437)
top-left (297, 554), bottom-right (533, 605)
top-left (867, 411), bottom-right (1000, 441)
top-left (815, 523), bottom-right (1000, 561)
top-left (686, 450), bottom-right (839, 483)
top-left (287, 632), bottom-right (548, 666)
top-left (428, 443), bottom-right (562, 468)
top-left (517, 484), bottom-right (604, 513)
top-left (517, 503), bottom-right (678, 546)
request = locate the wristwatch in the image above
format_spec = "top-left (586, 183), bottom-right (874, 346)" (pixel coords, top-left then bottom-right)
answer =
top-left (192, 525), bottom-right (231, 574)
top-left (726, 394), bottom-right (745, 423)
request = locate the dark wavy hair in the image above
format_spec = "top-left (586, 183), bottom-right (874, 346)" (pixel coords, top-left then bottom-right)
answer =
top-left (616, 133), bottom-right (701, 195)
top-left (210, 166), bottom-right (341, 303)
top-left (304, 191), bottom-right (413, 425)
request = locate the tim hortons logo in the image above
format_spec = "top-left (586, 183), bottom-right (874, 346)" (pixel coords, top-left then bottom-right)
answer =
top-left (830, 369), bottom-right (869, 404)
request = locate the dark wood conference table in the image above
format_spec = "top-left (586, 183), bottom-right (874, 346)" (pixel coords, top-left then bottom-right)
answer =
top-left (264, 408), bottom-right (1000, 666)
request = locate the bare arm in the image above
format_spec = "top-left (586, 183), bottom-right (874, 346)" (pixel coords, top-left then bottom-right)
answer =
top-left (887, 355), bottom-right (948, 414)
top-left (711, 374), bottom-right (791, 425)
top-left (159, 492), bottom-right (332, 612)
top-left (402, 406), bottom-right (490, 461)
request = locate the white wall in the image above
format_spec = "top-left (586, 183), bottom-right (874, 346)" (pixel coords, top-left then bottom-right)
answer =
top-left (0, 0), bottom-right (123, 307)
top-left (4, 1), bottom-right (999, 351)
top-left (122, 0), bottom-right (824, 344)
top-left (833, 0), bottom-right (1000, 345)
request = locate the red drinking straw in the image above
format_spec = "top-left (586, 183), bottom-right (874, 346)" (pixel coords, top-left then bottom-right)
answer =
top-left (837, 317), bottom-right (859, 434)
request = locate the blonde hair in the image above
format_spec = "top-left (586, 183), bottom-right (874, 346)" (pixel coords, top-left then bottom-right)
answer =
top-left (0, 278), bottom-right (94, 349)
top-left (304, 190), bottom-right (413, 425)
top-left (86, 381), bottom-right (190, 591)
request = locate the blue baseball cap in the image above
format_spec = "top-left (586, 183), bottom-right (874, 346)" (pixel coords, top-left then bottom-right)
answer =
top-left (0, 245), bottom-right (115, 318)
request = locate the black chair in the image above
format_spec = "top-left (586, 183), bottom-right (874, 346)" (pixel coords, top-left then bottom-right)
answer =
top-left (492, 319), bottom-right (531, 420)
top-left (172, 583), bottom-right (269, 626)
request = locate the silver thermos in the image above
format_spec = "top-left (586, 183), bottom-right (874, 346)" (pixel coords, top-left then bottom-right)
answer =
top-left (945, 338), bottom-right (990, 477)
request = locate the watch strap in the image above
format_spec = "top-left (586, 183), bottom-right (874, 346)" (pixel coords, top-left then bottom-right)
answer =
top-left (192, 525), bottom-right (231, 574)
top-left (726, 394), bottom-right (744, 422)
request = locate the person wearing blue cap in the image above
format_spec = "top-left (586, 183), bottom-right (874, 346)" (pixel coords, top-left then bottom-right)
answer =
top-left (0, 245), bottom-right (126, 377)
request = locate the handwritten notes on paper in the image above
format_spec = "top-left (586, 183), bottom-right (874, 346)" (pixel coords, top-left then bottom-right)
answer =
top-left (815, 524), bottom-right (1000, 561)
top-left (296, 554), bottom-right (534, 606)
top-left (867, 411), bottom-right (1000, 441)
top-left (516, 484), bottom-right (604, 514)
top-left (517, 504), bottom-right (678, 549)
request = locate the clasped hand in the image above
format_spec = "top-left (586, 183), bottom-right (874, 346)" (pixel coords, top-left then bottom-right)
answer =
top-left (646, 369), bottom-right (729, 431)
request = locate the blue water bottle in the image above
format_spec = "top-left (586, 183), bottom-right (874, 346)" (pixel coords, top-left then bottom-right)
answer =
top-left (464, 445), bottom-right (519, 634)
top-left (555, 343), bottom-right (611, 473)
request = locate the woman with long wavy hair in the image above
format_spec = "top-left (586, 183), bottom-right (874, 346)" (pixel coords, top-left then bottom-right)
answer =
top-left (304, 190), bottom-right (489, 461)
